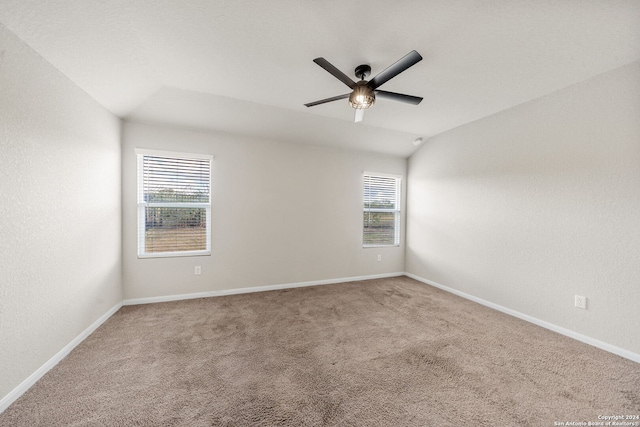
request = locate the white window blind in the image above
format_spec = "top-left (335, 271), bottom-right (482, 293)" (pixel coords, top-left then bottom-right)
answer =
top-left (137, 150), bottom-right (213, 258)
top-left (363, 172), bottom-right (401, 247)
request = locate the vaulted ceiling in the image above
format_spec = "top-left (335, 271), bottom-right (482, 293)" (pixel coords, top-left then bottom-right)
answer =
top-left (1, 0), bottom-right (639, 157)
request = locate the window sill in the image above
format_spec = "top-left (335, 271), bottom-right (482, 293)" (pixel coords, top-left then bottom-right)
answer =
top-left (138, 251), bottom-right (211, 259)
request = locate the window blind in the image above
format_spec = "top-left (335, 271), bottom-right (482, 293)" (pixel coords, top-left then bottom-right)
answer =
top-left (137, 151), bottom-right (212, 257)
top-left (363, 173), bottom-right (401, 247)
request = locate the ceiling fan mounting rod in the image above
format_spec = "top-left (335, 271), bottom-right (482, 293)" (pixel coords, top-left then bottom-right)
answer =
top-left (354, 64), bottom-right (371, 81)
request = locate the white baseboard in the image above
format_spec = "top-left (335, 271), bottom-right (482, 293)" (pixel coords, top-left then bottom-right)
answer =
top-left (0, 302), bottom-right (123, 414)
top-left (123, 272), bottom-right (405, 306)
top-left (405, 272), bottom-right (640, 364)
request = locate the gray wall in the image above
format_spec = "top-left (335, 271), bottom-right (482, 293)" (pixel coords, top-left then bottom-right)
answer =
top-left (0, 24), bottom-right (122, 400)
top-left (122, 121), bottom-right (406, 300)
top-left (406, 61), bottom-right (640, 355)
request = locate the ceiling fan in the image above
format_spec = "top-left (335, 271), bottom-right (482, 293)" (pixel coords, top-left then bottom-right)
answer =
top-left (304, 50), bottom-right (423, 123)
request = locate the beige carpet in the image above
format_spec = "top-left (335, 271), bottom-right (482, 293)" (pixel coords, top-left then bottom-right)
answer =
top-left (1, 276), bottom-right (638, 426)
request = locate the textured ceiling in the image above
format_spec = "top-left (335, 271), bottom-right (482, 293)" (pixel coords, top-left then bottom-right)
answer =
top-left (1, 0), bottom-right (639, 157)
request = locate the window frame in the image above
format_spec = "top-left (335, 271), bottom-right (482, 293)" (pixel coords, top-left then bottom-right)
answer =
top-left (362, 171), bottom-right (402, 248)
top-left (136, 148), bottom-right (213, 259)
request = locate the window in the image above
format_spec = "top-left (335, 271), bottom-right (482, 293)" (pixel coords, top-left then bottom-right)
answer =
top-left (137, 149), bottom-right (213, 258)
top-left (363, 172), bottom-right (401, 247)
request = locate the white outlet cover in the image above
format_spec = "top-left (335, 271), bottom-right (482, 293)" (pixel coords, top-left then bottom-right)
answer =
top-left (574, 295), bottom-right (587, 309)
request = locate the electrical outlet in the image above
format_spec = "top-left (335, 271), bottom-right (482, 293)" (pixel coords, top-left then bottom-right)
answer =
top-left (194, 266), bottom-right (201, 275)
top-left (574, 295), bottom-right (586, 309)
top-left (377, 254), bottom-right (382, 262)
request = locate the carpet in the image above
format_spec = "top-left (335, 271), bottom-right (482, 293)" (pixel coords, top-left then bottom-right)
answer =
top-left (1, 276), bottom-right (638, 426)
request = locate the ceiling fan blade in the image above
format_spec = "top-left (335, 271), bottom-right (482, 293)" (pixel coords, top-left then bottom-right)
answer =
top-left (375, 90), bottom-right (423, 105)
top-left (304, 93), bottom-right (350, 107)
top-left (354, 109), bottom-right (365, 123)
top-left (368, 50), bottom-right (423, 90)
top-left (313, 58), bottom-right (357, 89)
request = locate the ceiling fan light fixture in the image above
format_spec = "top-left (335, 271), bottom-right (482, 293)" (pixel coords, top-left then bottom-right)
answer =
top-left (349, 82), bottom-right (375, 109)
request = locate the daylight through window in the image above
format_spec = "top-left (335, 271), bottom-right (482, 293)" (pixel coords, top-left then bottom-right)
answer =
top-left (137, 150), bottom-right (213, 258)
top-left (363, 172), bottom-right (401, 247)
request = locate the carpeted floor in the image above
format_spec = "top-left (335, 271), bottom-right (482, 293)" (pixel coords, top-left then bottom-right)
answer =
top-left (1, 276), bottom-right (639, 426)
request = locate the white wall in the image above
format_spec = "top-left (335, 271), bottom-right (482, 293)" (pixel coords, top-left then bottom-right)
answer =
top-left (0, 25), bottom-right (122, 401)
top-left (122, 121), bottom-right (406, 300)
top-left (406, 61), bottom-right (640, 355)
